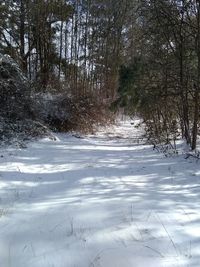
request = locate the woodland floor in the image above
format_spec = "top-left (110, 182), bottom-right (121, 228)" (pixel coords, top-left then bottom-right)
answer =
top-left (0, 120), bottom-right (200, 267)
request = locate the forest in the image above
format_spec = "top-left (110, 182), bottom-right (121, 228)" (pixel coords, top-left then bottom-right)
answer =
top-left (1, 0), bottom-right (200, 149)
top-left (1, 1), bottom-right (200, 267)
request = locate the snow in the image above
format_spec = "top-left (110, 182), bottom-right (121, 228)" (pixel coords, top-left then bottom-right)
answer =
top-left (0, 120), bottom-right (200, 267)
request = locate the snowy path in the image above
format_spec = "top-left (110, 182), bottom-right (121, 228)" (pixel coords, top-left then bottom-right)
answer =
top-left (0, 121), bottom-right (200, 267)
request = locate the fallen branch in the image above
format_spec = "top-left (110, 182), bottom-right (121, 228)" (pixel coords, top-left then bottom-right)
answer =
top-left (185, 152), bottom-right (200, 160)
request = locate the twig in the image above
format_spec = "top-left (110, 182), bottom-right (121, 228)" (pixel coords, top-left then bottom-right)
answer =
top-left (156, 214), bottom-right (179, 256)
top-left (144, 245), bottom-right (165, 258)
top-left (185, 153), bottom-right (200, 160)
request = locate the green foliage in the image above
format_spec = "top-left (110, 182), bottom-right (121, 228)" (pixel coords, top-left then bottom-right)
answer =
top-left (112, 57), bottom-right (144, 113)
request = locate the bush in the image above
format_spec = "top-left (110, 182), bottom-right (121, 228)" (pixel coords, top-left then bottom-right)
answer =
top-left (0, 117), bottom-right (51, 146)
top-left (0, 54), bottom-right (32, 119)
top-left (32, 92), bottom-right (114, 133)
top-left (0, 54), bottom-right (115, 145)
top-left (0, 54), bottom-right (50, 145)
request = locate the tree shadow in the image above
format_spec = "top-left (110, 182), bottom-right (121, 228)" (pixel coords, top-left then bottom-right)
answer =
top-left (0, 135), bottom-right (199, 267)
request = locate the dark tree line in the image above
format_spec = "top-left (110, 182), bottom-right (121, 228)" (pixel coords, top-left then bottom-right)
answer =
top-left (1, 0), bottom-right (200, 149)
top-left (115, 0), bottom-right (200, 150)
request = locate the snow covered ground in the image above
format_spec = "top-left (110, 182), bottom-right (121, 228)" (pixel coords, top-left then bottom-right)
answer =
top-left (0, 120), bottom-right (200, 267)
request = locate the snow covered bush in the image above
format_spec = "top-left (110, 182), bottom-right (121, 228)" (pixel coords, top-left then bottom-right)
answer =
top-left (32, 93), bottom-right (114, 133)
top-left (0, 117), bottom-right (51, 146)
top-left (0, 54), bottom-right (50, 145)
top-left (0, 54), bottom-right (32, 119)
top-left (0, 54), bottom-right (114, 145)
